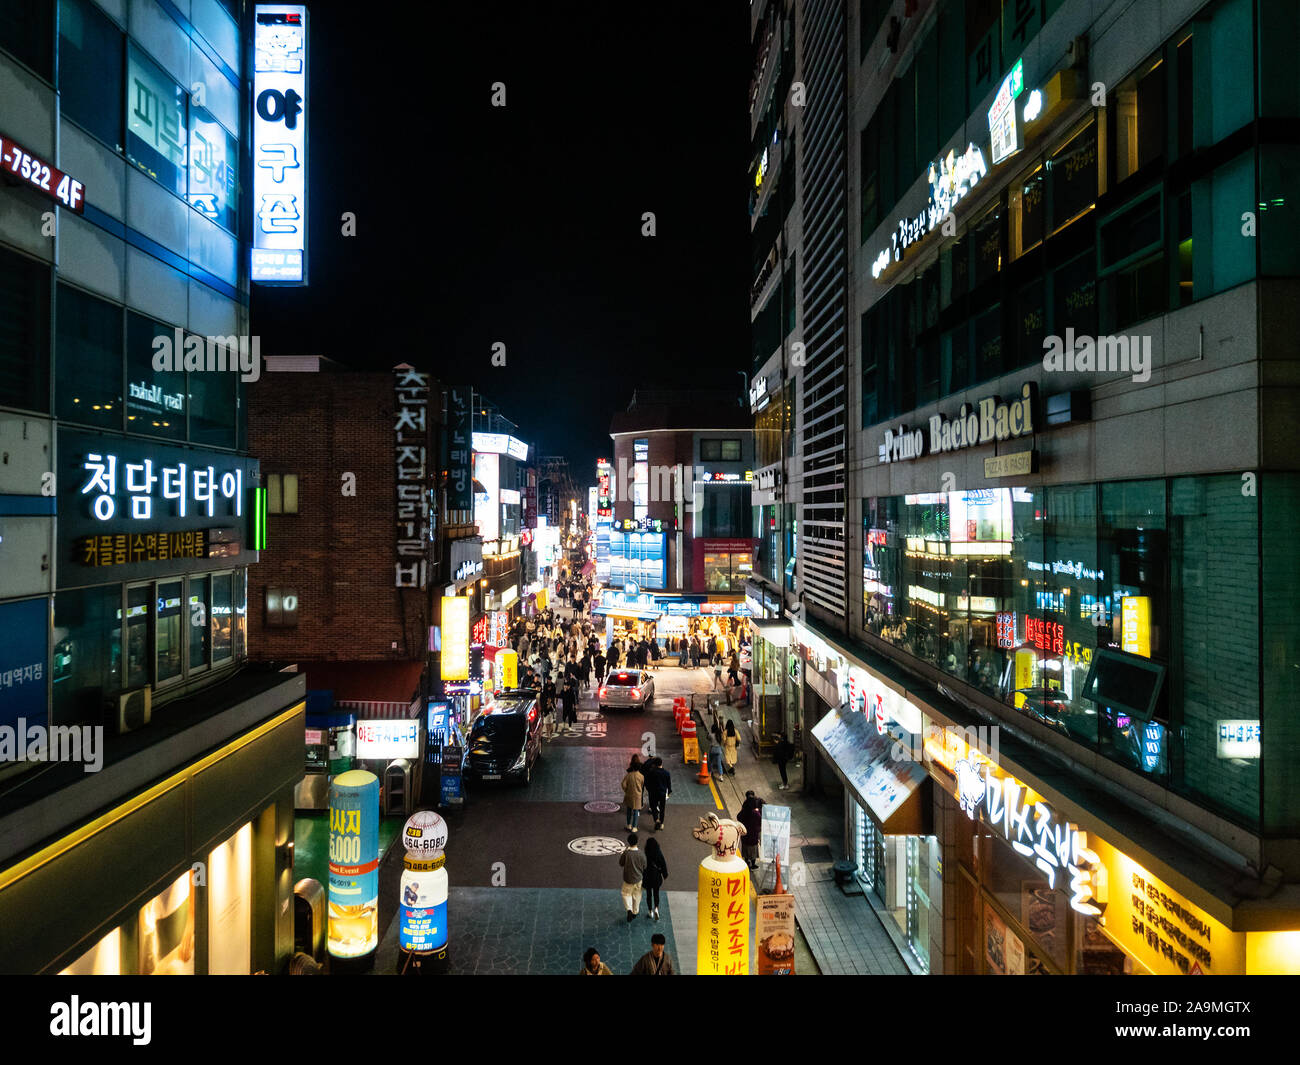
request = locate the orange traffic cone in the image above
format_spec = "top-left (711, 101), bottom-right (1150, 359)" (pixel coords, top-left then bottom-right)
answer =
top-left (697, 748), bottom-right (711, 784)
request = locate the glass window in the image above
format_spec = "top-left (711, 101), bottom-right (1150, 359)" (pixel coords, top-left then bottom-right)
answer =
top-left (126, 44), bottom-right (187, 197)
top-left (0, 244), bottom-right (51, 414)
top-left (57, 284), bottom-right (122, 428)
top-left (1015, 279), bottom-right (1045, 368)
top-left (914, 31), bottom-right (939, 168)
top-left (860, 119), bottom-right (881, 242)
top-left (700, 439), bottom-right (742, 462)
top-left (1258, 144), bottom-right (1300, 278)
top-left (971, 205), bottom-right (1003, 289)
top-left (1111, 57), bottom-right (1164, 186)
top-left (126, 313), bottom-right (186, 439)
top-left (704, 553), bottom-right (733, 592)
top-left (233, 568), bottom-right (248, 658)
top-left (1050, 121), bottom-right (1098, 233)
top-left (698, 484), bottom-right (751, 538)
top-left (1009, 165), bottom-right (1045, 259)
top-left (1192, 0), bottom-right (1253, 149)
top-left (1051, 251), bottom-right (1097, 339)
top-left (2, 0), bottom-right (53, 79)
top-left (125, 584), bottom-right (151, 688)
top-left (156, 580), bottom-right (182, 683)
top-left (936, 0), bottom-right (965, 142)
top-left (940, 324), bottom-right (969, 396)
top-left (188, 575), bottom-right (209, 670)
top-left (1189, 151), bottom-right (1256, 298)
top-left (188, 107), bottom-right (238, 231)
top-left (211, 573), bottom-right (232, 663)
top-left (58, 0), bottom-right (121, 149)
top-left (973, 304), bottom-right (1002, 383)
top-left (941, 235), bottom-right (969, 309)
top-left (53, 585), bottom-right (120, 726)
top-left (984, 832), bottom-right (1070, 971)
top-left (189, 363), bottom-right (238, 449)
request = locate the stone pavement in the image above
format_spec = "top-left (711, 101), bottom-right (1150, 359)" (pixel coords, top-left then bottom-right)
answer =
top-left (707, 697), bottom-right (910, 976)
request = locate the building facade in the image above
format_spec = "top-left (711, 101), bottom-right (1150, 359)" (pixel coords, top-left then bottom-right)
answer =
top-left (750, 0), bottom-right (1300, 974)
top-left (0, 0), bottom-right (304, 974)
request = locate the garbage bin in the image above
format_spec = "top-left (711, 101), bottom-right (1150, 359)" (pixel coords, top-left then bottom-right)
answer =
top-left (385, 759), bottom-right (413, 817)
top-left (293, 878), bottom-right (326, 962)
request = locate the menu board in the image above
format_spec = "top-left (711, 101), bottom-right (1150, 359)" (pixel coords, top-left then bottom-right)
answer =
top-left (811, 705), bottom-right (927, 823)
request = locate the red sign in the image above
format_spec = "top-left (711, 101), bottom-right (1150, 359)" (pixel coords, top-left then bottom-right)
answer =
top-left (996, 611), bottom-right (1017, 648)
top-left (867, 528), bottom-right (888, 547)
top-left (1025, 616), bottom-right (1063, 654)
top-left (471, 615), bottom-right (489, 645)
top-left (1, 132), bottom-right (85, 212)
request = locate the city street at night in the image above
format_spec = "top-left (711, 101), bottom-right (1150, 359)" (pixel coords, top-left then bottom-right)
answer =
top-left (1, 0), bottom-right (1299, 1043)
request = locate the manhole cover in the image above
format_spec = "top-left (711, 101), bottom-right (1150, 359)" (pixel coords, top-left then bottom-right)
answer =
top-left (584, 800), bottom-right (620, 813)
top-left (568, 836), bottom-right (627, 856)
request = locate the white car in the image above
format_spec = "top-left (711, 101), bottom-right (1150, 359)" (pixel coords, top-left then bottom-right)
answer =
top-left (598, 669), bottom-right (655, 711)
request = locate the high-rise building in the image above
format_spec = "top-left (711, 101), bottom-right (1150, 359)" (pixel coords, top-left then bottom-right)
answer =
top-left (749, 0), bottom-right (1300, 975)
top-left (0, 0), bottom-right (304, 974)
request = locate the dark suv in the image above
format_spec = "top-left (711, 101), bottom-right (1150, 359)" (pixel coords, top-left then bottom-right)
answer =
top-left (464, 690), bottom-right (543, 786)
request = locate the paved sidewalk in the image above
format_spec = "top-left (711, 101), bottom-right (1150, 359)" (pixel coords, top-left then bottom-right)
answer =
top-left (706, 697), bottom-right (910, 976)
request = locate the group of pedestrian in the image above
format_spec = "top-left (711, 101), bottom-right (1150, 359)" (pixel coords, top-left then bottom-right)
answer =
top-left (621, 754), bottom-right (672, 832)
top-left (617, 832), bottom-right (668, 922)
top-left (580, 935), bottom-right (674, 976)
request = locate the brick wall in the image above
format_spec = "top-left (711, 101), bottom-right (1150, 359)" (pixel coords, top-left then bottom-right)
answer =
top-left (246, 371), bottom-right (432, 663)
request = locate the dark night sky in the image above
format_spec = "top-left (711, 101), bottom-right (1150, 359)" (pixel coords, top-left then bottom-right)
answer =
top-left (251, 1), bottom-right (755, 480)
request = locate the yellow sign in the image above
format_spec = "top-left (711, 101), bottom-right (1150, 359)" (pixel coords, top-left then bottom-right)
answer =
top-left (1014, 649), bottom-right (1035, 709)
top-left (697, 858), bottom-right (749, 975)
top-left (535, 588), bottom-right (548, 611)
top-left (1121, 596), bottom-right (1150, 657)
top-left (500, 650), bottom-right (518, 689)
top-left (984, 450), bottom-right (1035, 478)
top-left (441, 596), bottom-right (470, 680)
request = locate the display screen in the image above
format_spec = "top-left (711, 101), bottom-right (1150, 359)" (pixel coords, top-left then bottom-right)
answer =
top-left (1081, 649), bottom-right (1164, 720)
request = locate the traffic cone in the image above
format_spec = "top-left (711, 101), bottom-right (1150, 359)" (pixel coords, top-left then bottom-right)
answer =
top-left (774, 855), bottom-right (785, 895)
top-left (697, 748), bottom-right (711, 784)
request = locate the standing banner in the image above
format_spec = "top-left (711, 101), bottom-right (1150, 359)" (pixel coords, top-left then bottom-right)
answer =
top-left (327, 770), bottom-right (380, 960)
top-left (759, 804), bottom-right (791, 869)
top-left (696, 855), bottom-right (750, 975)
top-left (755, 892), bottom-right (796, 974)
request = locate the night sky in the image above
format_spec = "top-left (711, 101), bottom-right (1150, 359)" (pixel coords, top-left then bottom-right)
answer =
top-left (251, 1), bottom-right (755, 480)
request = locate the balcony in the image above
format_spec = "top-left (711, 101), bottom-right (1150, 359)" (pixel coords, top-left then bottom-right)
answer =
top-left (748, 21), bottom-right (780, 138)
top-left (749, 137), bottom-right (783, 231)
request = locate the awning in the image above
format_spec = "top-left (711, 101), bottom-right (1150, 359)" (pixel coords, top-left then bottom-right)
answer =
top-left (750, 617), bottom-right (793, 646)
top-left (304, 660), bottom-right (425, 719)
top-left (811, 704), bottom-right (930, 835)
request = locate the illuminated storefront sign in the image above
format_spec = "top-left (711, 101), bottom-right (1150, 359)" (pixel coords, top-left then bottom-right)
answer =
top-left (327, 771), bottom-right (379, 959)
top-left (252, 4), bottom-right (308, 283)
top-left (1216, 720), bottom-right (1261, 760)
top-left (0, 131), bottom-right (85, 211)
top-left (698, 471), bottom-right (754, 482)
top-left (80, 453), bottom-right (242, 522)
top-left (946, 749), bottom-right (1101, 916)
top-left (440, 597), bottom-right (470, 680)
top-left (872, 143), bottom-right (988, 280)
top-left (472, 432), bottom-right (529, 460)
top-left (610, 516), bottom-right (675, 533)
top-left (78, 530), bottom-right (209, 566)
top-left (355, 719), bottom-right (419, 760)
top-left (988, 58), bottom-right (1024, 165)
top-left (474, 452), bottom-right (500, 541)
top-left (448, 387), bottom-right (473, 511)
top-left (1026, 558), bottom-right (1105, 581)
top-left (749, 376), bottom-right (770, 411)
top-left (1025, 617), bottom-right (1064, 655)
top-left (394, 367), bottom-right (429, 588)
top-left (1121, 596), bottom-right (1151, 657)
top-left (880, 384), bottom-right (1036, 464)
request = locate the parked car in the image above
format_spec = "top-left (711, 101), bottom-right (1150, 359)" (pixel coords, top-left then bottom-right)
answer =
top-left (464, 690), bottom-right (543, 786)
top-left (598, 669), bottom-right (655, 712)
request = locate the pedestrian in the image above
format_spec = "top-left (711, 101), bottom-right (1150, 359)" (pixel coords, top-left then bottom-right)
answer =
top-left (774, 733), bottom-right (795, 790)
top-left (542, 678), bottom-right (558, 737)
top-left (690, 636), bottom-right (701, 669)
top-left (723, 720), bottom-right (740, 775)
top-left (725, 662), bottom-right (741, 705)
top-left (580, 650), bottom-right (592, 690)
top-left (594, 650), bottom-right (606, 683)
top-left (712, 652), bottom-right (724, 691)
top-left (621, 757), bottom-right (645, 831)
top-left (608, 644), bottom-right (620, 671)
top-left (630, 932), bottom-right (675, 975)
top-left (619, 833), bottom-right (647, 922)
top-left (642, 836), bottom-right (668, 921)
top-left (649, 637), bottom-right (661, 664)
top-left (737, 790), bottom-right (765, 869)
top-left (643, 756), bottom-right (672, 830)
top-left (708, 726), bottom-right (725, 781)
top-left (562, 675), bottom-right (579, 732)
top-left (579, 947), bottom-right (612, 975)
top-left (677, 638), bottom-right (688, 668)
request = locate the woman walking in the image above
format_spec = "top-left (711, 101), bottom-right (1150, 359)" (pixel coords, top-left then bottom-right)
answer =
top-left (621, 756), bottom-right (645, 832)
top-left (642, 837), bottom-right (668, 921)
top-left (723, 720), bottom-right (740, 776)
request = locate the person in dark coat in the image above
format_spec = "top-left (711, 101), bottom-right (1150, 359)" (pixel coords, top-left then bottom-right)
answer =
top-left (641, 837), bottom-right (668, 921)
top-left (580, 650), bottom-right (593, 690)
top-left (594, 651), bottom-right (606, 683)
top-left (774, 734), bottom-right (796, 790)
top-left (643, 757), bottom-right (672, 830)
top-left (561, 675), bottom-right (579, 732)
top-left (608, 644), bottom-right (621, 671)
top-left (737, 791), bottom-right (765, 868)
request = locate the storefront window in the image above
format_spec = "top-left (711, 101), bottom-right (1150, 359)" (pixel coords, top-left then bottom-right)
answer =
top-left (126, 313), bottom-right (186, 440)
top-left (126, 45), bottom-right (188, 197)
top-left (57, 284), bottom-right (122, 429)
top-left (704, 552), bottom-right (751, 592)
top-left (156, 580), bottom-right (183, 683)
top-left (1009, 165), bottom-right (1045, 259)
top-left (211, 573), bottom-right (233, 663)
top-left (983, 829), bottom-right (1070, 971)
top-left (189, 575), bottom-right (210, 671)
top-left (125, 585), bottom-right (151, 689)
top-left (1050, 121), bottom-right (1098, 232)
top-left (53, 585), bottom-right (121, 726)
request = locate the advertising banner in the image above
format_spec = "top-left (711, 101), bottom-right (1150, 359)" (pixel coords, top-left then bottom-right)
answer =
top-left (759, 804), bottom-right (791, 869)
top-left (448, 386), bottom-right (473, 512)
top-left (327, 771), bottom-right (380, 959)
top-left (441, 596), bottom-right (470, 680)
top-left (439, 744), bottom-right (464, 806)
top-left (696, 856), bottom-right (750, 976)
top-left (400, 857), bottom-right (448, 953)
top-left (1, 598), bottom-right (48, 733)
top-left (499, 650), bottom-right (518, 689)
top-left (355, 719), bottom-right (419, 761)
top-left (755, 892), bottom-right (796, 974)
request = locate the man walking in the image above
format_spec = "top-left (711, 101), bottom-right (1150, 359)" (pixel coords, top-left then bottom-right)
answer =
top-left (619, 834), bottom-right (647, 922)
top-left (737, 791), bottom-right (765, 869)
top-left (774, 733), bottom-right (796, 790)
top-left (643, 757), bottom-right (672, 830)
top-left (630, 932), bottom-right (675, 975)
top-left (561, 675), bottom-right (579, 733)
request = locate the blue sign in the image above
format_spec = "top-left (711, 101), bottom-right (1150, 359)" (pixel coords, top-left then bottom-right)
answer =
top-left (440, 745), bottom-right (463, 806)
top-left (4, 598), bottom-right (49, 732)
top-left (661, 601), bottom-right (700, 616)
top-left (401, 898), bottom-right (448, 952)
top-left (427, 700), bottom-right (450, 743)
top-left (327, 770), bottom-right (380, 958)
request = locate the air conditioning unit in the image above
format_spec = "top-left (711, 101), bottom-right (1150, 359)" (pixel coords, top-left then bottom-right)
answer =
top-left (112, 686), bottom-right (152, 734)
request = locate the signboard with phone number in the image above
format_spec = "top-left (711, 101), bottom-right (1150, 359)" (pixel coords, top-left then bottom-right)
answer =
top-left (0, 133), bottom-right (85, 212)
